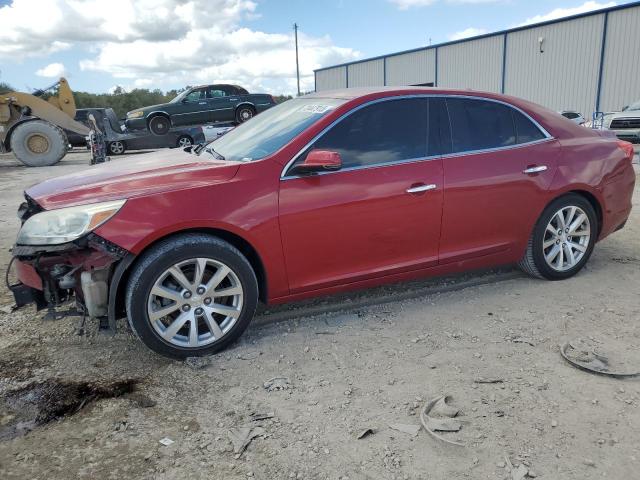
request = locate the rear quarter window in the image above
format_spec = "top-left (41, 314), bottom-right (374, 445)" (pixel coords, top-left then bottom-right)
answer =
top-left (512, 110), bottom-right (546, 144)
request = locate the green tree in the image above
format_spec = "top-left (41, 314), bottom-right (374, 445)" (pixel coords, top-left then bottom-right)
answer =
top-left (0, 82), bottom-right (14, 94)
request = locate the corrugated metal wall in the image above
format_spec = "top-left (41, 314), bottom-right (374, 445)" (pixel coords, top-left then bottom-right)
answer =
top-left (599, 5), bottom-right (640, 112)
top-left (385, 49), bottom-right (436, 86)
top-left (314, 4), bottom-right (640, 119)
top-left (315, 66), bottom-right (347, 91)
top-left (505, 14), bottom-right (604, 117)
top-left (438, 35), bottom-right (503, 92)
top-left (347, 59), bottom-right (385, 87)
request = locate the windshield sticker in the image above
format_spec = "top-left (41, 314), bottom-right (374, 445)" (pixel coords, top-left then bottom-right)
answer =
top-left (300, 104), bottom-right (335, 114)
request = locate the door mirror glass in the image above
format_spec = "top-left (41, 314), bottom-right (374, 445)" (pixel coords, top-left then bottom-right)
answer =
top-left (293, 150), bottom-right (342, 174)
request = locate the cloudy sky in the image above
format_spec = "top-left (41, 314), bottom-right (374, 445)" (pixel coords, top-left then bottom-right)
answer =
top-left (0, 0), bottom-right (630, 95)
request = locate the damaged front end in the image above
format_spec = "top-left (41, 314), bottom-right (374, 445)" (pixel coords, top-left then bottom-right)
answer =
top-left (8, 194), bottom-right (130, 331)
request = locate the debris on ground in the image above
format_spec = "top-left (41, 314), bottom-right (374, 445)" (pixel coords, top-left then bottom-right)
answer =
top-left (510, 337), bottom-right (536, 347)
top-left (263, 376), bottom-right (291, 391)
top-left (473, 377), bottom-right (504, 384)
top-left (227, 426), bottom-right (265, 458)
top-left (249, 411), bottom-right (275, 421)
top-left (389, 423), bottom-right (421, 437)
top-left (505, 455), bottom-right (529, 480)
top-left (356, 427), bottom-right (376, 439)
top-left (560, 341), bottom-right (640, 378)
top-left (184, 356), bottom-right (212, 370)
top-left (420, 396), bottom-right (465, 446)
top-left (159, 437), bottom-right (174, 446)
top-left (0, 379), bottom-right (137, 441)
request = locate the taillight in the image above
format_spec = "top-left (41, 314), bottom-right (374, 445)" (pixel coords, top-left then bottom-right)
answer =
top-left (269, 95), bottom-right (276, 104)
top-left (616, 140), bottom-right (635, 162)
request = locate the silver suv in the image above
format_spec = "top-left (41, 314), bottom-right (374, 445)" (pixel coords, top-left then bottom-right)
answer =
top-left (602, 100), bottom-right (640, 144)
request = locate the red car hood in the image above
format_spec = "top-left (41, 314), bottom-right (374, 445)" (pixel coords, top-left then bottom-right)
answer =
top-left (27, 149), bottom-right (240, 210)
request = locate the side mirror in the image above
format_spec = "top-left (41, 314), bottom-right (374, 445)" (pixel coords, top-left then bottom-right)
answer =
top-left (292, 150), bottom-right (342, 175)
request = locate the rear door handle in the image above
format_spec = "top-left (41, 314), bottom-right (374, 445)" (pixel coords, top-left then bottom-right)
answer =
top-left (406, 184), bottom-right (437, 194)
top-left (523, 165), bottom-right (547, 174)
top-left (198, 102), bottom-right (207, 105)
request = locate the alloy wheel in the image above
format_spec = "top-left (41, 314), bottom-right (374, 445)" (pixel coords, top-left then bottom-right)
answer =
top-left (146, 258), bottom-right (244, 348)
top-left (239, 108), bottom-right (253, 121)
top-left (542, 206), bottom-right (591, 272)
top-left (178, 136), bottom-right (192, 148)
top-left (110, 141), bottom-right (125, 154)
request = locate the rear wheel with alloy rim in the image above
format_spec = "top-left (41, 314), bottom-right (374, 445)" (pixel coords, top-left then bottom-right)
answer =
top-left (126, 234), bottom-right (258, 358)
top-left (519, 193), bottom-right (597, 280)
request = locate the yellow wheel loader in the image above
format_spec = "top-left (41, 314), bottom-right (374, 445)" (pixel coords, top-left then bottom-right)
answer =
top-left (0, 78), bottom-right (90, 167)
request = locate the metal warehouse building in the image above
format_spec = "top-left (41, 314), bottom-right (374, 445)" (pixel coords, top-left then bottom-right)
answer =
top-left (314, 2), bottom-right (640, 118)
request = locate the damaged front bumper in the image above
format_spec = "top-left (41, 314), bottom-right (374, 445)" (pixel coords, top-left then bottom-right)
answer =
top-left (9, 232), bottom-right (132, 330)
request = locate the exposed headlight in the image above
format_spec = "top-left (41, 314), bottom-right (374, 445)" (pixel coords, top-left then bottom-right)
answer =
top-left (17, 200), bottom-right (126, 245)
top-left (127, 110), bottom-right (144, 119)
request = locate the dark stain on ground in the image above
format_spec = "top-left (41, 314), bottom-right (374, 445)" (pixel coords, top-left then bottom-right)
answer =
top-left (0, 379), bottom-right (138, 441)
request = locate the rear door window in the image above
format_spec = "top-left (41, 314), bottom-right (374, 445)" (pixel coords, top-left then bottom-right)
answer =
top-left (308, 98), bottom-right (428, 169)
top-left (446, 98), bottom-right (516, 153)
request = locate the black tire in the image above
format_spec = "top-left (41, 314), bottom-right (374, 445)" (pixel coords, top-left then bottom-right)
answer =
top-left (108, 140), bottom-right (126, 155)
top-left (235, 105), bottom-right (255, 123)
top-left (519, 193), bottom-right (598, 280)
top-left (176, 135), bottom-right (193, 148)
top-left (126, 234), bottom-right (259, 359)
top-left (11, 120), bottom-right (68, 167)
top-left (148, 115), bottom-right (171, 135)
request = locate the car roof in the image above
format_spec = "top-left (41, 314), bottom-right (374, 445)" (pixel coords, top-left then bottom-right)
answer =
top-left (191, 84), bottom-right (245, 90)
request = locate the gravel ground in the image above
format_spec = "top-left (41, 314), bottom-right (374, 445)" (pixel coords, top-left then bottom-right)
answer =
top-left (0, 148), bottom-right (639, 480)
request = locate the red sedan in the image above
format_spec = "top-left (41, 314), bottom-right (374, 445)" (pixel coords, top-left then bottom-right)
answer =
top-left (11, 88), bottom-right (636, 358)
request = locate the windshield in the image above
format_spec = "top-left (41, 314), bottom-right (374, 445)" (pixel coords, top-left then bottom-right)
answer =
top-left (624, 100), bottom-right (640, 111)
top-left (207, 97), bottom-right (346, 161)
top-left (170, 90), bottom-right (188, 103)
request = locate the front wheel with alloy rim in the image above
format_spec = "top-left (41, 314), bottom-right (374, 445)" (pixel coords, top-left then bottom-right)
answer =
top-left (235, 105), bottom-right (255, 123)
top-left (519, 193), bottom-right (598, 280)
top-left (148, 115), bottom-right (171, 135)
top-left (176, 135), bottom-right (193, 148)
top-left (108, 141), bottom-right (126, 155)
top-left (126, 234), bottom-right (258, 358)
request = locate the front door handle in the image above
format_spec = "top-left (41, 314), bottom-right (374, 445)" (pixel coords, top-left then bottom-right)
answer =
top-left (523, 165), bottom-right (547, 174)
top-left (406, 184), bottom-right (437, 194)
top-left (198, 101), bottom-right (207, 105)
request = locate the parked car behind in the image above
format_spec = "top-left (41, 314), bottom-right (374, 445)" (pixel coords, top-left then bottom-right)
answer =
top-left (10, 88), bottom-right (636, 358)
top-left (125, 84), bottom-right (276, 135)
top-left (559, 110), bottom-right (586, 125)
top-left (601, 100), bottom-right (640, 144)
top-left (73, 108), bottom-right (205, 155)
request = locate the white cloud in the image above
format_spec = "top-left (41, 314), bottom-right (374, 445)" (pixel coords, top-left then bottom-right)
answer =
top-left (517, 1), bottom-right (616, 26)
top-left (448, 27), bottom-right (488, 40)
top-left (35, 62), bottom-right (67, 78)
top-left (0, 0), bottom-right (359, 94)
top-left (390, 0), bottom-right (500, 9)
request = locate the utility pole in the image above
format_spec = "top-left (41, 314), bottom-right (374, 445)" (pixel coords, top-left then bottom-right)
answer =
top-left (294, 23), bottom-right (301, 96)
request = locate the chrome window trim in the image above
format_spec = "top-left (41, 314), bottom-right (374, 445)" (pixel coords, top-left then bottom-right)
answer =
top-left (280, 94), bottom-right (554, 180)
top-left (173, 107), bottom-right (233, 116)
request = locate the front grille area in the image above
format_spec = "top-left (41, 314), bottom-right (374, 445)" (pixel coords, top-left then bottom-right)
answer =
top-left (610, 117), bottom-right (640, 129)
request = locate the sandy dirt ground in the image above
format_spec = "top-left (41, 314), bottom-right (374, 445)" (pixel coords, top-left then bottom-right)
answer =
top-left (0, 149), bottom-right (639, 480)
